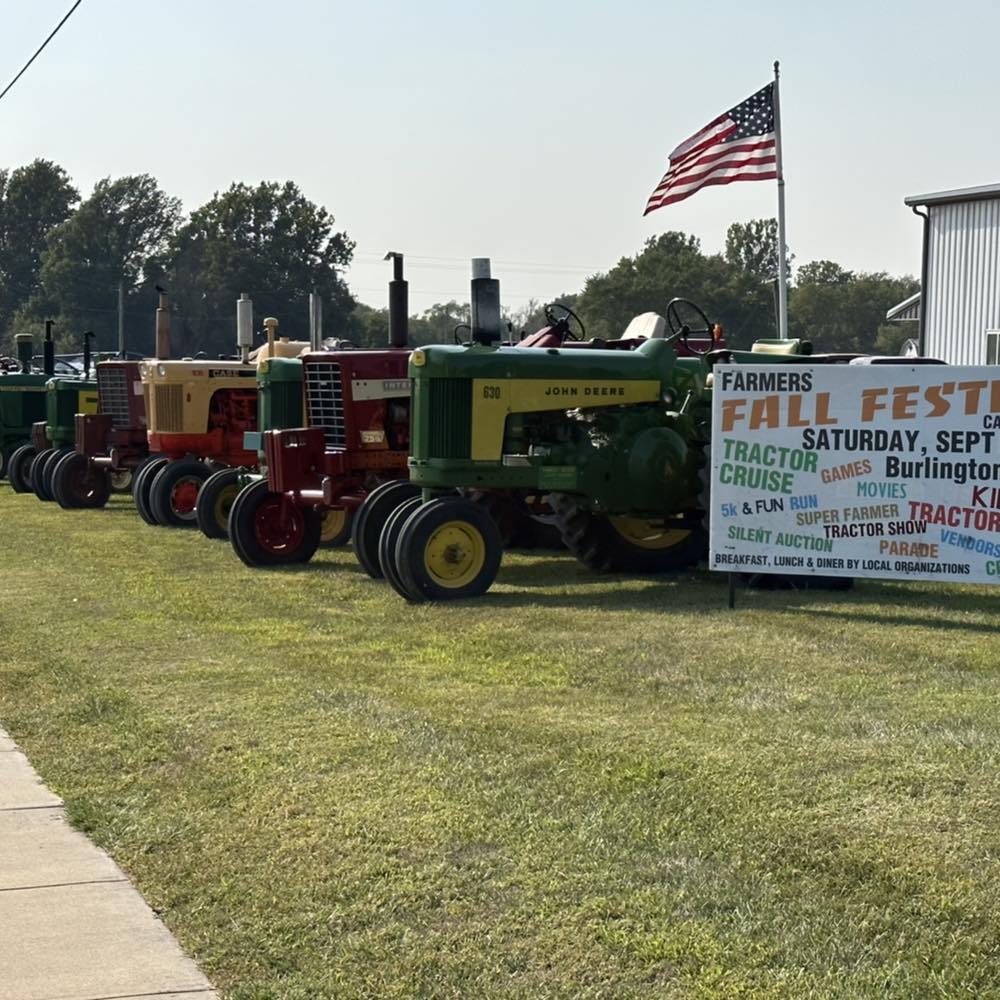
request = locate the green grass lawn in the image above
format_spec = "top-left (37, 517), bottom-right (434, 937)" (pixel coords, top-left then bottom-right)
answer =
top-left (2, 488), bottom-right (999, 998)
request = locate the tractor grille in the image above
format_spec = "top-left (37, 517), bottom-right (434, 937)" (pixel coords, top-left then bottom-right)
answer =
top-left (305, 362), bottom-right (346, 448)
top-left (152, 383), bottom-right (184, 432)
top-left (97, 367), bottom-right (131, 429)
top-left (428, 379), bottom-right (471, 459)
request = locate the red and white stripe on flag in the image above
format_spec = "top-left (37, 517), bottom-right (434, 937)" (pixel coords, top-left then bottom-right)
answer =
top-left (644, 83), bottom-right (778, 215)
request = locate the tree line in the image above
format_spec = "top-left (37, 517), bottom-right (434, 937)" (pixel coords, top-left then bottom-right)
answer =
top-left (0, 159), bottom-right (918, 359)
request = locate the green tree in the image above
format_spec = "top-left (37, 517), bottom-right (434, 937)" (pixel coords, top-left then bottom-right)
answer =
top-left (36, 175), bottom-right (180, 352)
top-left (169, 181), bottom-right (355, 356)
top-left (789, 261), bottom-right (918, 353)
top-left (724, 217), bottom-right (792, 281)
top-left (576, 232), bottom-right (776, 349)
top-left (0, 159), bottom-right (78, 347)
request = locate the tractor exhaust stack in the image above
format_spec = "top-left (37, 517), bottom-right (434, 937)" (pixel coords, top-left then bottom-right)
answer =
top-left (237, 293), bottom-right (254, 363)
top-left (385, 251), bottom-right (408, 348)
top-left (15, 333), bottom-right (33, 373)
top-left (264, 317), bottom-right (278, 357)
top-left (309, 291), bottom-right (323, 351)
top-left (83, 331), bottom-right (95, 378)
top-left (470, 258), bottom-right (501, 346)
top-left (155, 288), bottom-right (172, 360)
top-left (43, 320), bottom-right (55, 376)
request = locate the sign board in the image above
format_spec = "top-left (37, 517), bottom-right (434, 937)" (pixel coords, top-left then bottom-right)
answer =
top-left (709, 364), bottom-right (1000, 585)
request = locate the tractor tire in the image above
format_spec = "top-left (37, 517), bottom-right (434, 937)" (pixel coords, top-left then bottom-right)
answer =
top-left (378, 496), bottom-right (424, 598)
top-left (351, 480), bottom-right (421, 578)
top-left (40, 448), bottom-right (73, 503)
top-left (29, 448), bottom-right (56, 501)
top-left (195, 467), bottom-right (243, 539)
top-left (7, 445), bottom-right (37, 493)
top-left (149, 458), bottom-right (210, 527)
top-left (320, 507), bottom-right (353, 547)
top-left (228, 479), bottom-right (322, 567)
top-left (109, 468), bottom-right (134, 494)
top-left (52, 452), bottom-right (112, 509)
top-left (132, 457), bottom-right (168, 525)
top-left (395, 496), bottom-right (503, 603)
top-left (550, 494), bottom-right (707, 574)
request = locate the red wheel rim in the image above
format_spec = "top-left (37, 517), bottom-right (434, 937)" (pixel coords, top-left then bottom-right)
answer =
top-left (170, 478), bottom-right (201, 516)
top-left (254, 495), bottom-right (305, 553)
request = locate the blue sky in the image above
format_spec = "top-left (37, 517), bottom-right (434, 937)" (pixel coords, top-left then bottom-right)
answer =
top-left (2, 1), bottom-right (996, 313)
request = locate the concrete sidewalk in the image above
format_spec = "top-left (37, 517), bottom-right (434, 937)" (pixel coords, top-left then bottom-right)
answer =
top-left (0, 727), bottom-right (217, 1000)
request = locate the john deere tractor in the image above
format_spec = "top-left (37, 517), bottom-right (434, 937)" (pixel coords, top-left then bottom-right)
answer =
top-left (8, 326), bottom-right (100, 501)
top-left (374, 297), bottom-right (823, 601)
top-left (0, 333), bottom-right (49, 481)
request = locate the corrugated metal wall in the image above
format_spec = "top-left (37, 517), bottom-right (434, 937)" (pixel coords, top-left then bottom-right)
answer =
top-left (926, 198), bottom-right (1000, 364)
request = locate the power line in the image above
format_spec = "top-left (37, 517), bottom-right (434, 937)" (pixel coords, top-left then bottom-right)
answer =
top-left (0, 0), bottom-right (85, 106)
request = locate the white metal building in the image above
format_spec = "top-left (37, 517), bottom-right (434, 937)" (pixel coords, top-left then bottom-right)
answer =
top-left (903, 183), bottom-right (1000, 364)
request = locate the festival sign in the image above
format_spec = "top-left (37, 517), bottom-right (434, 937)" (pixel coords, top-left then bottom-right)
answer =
top-left (709, 364), bottom-right (1000, 584)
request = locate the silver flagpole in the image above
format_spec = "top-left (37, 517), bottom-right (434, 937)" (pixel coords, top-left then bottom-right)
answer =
top-left (773, 60), bottom-right (789, 340)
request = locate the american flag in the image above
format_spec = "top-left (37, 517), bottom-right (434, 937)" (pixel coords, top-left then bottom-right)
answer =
top-left (644, 83), bottom-right (778, 215)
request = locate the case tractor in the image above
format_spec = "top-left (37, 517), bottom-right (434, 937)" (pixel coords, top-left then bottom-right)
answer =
top-left (371, 295), bottom-right (835, 601)
top-left (133, 292), bottom-right (270, 528)
top-left (0, 333), bottom-right (49, 482)
top-left (7, 325), bottom-right (101, 502)
top-left (228, 254), bottom-right (413, 567)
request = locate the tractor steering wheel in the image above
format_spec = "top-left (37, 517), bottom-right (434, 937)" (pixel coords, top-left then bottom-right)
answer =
top-left (665, 298), bottom-right (715, 355)
top-left (543, 302), bottom-right (585, 341)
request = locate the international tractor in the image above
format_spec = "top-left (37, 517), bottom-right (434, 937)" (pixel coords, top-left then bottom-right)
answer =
top-left (48, 359), bottom-right (150, 509)
top-left (228, 254), bottom-right (413, 567)
top-left (7, 326), bottom-right (101, 502)
top-left (0, 333), bottom-right (48, 482)
top-left (370, 296), bottom-right (833, 601)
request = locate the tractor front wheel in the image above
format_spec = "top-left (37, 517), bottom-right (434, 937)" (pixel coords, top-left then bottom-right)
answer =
top-left (52, 452), bottom-right (112, 509)
top-left (132, 457), bottom-right (168, 525)
top-left (320, 507), bottom-right (353, 547)
top-left (7, 445), bottom-right (37, 493)
top-left (351, 480), bottom-right (421, 578)
top-left (195, 467), bottom-right (243, 539)
top-left (228, 479), bottom-right (322, 567)
top-left (40, 448), bottom-right (74, 503)
top-left (551, 495), bottom-right (707, 574)
top-left (149, 459), bottom-right (210, 527)
top-left (29, 448), bottom-right (55, 501)
top-left (394, 496), bottom-right (503, 602)
top-left (109, 468), bottom-right (134, 493)
top-left (378, 496), bottom-right (424, 597)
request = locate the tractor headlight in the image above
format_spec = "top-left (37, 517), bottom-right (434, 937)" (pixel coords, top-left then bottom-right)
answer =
top-left (157, 364), bottom-right (167, 376)
top-left (411, 350), bottom-right (426, 367)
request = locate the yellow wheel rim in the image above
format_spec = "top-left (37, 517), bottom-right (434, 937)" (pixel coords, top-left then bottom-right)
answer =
top-left (214, 484), bottom-right (240, 529)
top-left (609, 516), bottom-right (690, 550)
top-left (423, 520), bottom-right (487, 589)
top-left (321, 508), bottom-right (347, 542)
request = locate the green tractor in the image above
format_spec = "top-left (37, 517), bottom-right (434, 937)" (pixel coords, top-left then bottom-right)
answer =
top-left (7, 326), bottom-right (100, 500)
top-left (372, 297), bottom-right (819, 601)
top-left (0, 334), bottom-right (49, 481)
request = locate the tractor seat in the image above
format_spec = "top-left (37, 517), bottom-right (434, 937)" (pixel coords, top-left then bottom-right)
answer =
top-left (751, 339), bottom-right (812, 356)
top-left (616, 312), bottom-right (667, 340)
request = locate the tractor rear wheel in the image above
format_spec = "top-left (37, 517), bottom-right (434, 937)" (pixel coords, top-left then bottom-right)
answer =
top-left (7, 445), bottom-right (36, 493)
top-left (149, 458), bottom-right (210, 527)
top-left (551, 495), bottom-right (707, 574)
top-left (378, 496), bottom-right (424, 597)
top-left (395, 496), bottom-right (503, 602)
top-left (351, 480), bottom-right (421, 578)
top-left (195, 467), bottom-right (243, 539)
top-left (29, 448), bottom-right (55, 501)
top-left (320, 507), bottom-right (353, 547)
top-left (132, 457), bottom-right (168, 525)
top-left (52, 452), bottom-right (112, 509)
top-left (228, 479), bottom-right (322, 567)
